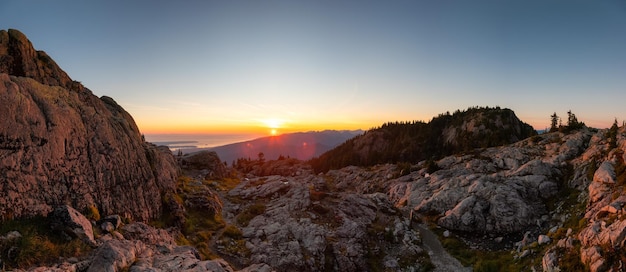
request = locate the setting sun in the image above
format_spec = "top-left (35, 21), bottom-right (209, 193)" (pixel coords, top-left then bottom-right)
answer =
top-left (270, 129), bottom-right (277, 136)
top-left (262, 118), bottom-right (284, 129)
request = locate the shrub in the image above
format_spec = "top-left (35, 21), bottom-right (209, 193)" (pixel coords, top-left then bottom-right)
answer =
top-left (222, 225), bottom-right (243, 239)
top-left (397, 162), bottom-right (412, 177)
top-left (425, 159), bottom-right (440, 174)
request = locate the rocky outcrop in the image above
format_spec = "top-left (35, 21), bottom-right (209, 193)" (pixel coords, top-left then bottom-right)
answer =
top-left (0, 29), bottom-right (76, 90)
top-left (0, 30), bottom-right (179, 221)
top-left (180, 151), bottom-right (228, 179)
top-left (228, 174), bottom-right (428, 272)
top-left (15, 218), bottom-right (266, 272)
top-left (387, 130), bottom-right (593, 234)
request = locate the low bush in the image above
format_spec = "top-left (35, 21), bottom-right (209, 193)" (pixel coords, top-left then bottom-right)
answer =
top-left (222, 225), bottom-right (243, 239)
top-left (236, 203), bottom-right (266, 226)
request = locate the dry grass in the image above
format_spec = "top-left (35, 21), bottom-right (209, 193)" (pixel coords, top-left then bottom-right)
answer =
top-left (0, 216), bottom-right (92, 269)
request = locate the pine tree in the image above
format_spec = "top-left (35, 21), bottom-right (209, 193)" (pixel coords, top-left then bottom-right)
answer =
top-left (550, 113), bottom-right (559, 132)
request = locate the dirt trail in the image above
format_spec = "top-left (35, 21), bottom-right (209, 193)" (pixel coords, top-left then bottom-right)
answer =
top-left (414, 224), bottom-right (473, 272)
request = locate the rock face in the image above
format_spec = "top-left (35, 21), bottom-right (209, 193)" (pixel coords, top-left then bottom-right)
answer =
top-left (0, 29), bottom-right (179, 221)
top-left (0, 29), bottom-right (76, 90)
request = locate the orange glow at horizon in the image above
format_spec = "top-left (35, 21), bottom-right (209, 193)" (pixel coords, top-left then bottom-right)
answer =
top-left (134, 115), bottom-right (392, 136)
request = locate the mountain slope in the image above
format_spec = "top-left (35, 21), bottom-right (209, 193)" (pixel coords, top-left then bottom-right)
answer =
top-left (310, 106), bottom-right (537, 173)
top-left (208, 130), bottom-right (362, 163)
top-left (0, 29), bottom-right (178, 221)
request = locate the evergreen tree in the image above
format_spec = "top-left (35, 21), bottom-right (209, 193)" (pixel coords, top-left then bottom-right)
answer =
top-left (550, 112), bottom-right (559, 132)
top-left (258, 152), bottom-right (265, 162)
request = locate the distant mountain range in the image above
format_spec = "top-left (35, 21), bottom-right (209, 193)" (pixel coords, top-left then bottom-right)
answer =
top-left (205, 130), bottom-right (363, 164)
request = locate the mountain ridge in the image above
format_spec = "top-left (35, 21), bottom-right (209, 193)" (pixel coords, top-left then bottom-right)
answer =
top-left (310, 106), bottom-right (537, 173)
top-left (202, 130), bottom-right (363, 163)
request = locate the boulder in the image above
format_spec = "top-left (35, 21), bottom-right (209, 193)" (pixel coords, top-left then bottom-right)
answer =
top-left (580, 246), bottom-right (607, 272)
top-left (120, 222), bottom-right (177, 248)
top-left (50, 205), bottom-right (96, 247)
top-left (100, 222), bottom-right (115, 233)
top-left (184, 187), bottom-right (223, 216)
top-left (542, 250), bottom-right (559, 272)
top-left (588, 180), bottom-right (610, 203)
top-left (180, 151), bottom-right (228, 179)
top-left (593, 161), bottom-right (616, 184)
top-left (538, 234), bottom-right (551, 245)
top-left (99, 215), bottom-right (122, 230)
top-left (87, 239), bottom-right (144, 272)
top-left (597, 219), bottom-right (626, 248)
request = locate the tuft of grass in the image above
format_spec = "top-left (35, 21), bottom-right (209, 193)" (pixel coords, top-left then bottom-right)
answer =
top-left (84, 204), bottom-right (101, 221)
top-left (205, 177), bottom-right (240, 191)
top-left (222, 225), bottom-right (243, 239)
top-left (218, 225), bottom-right (249, 257)
top-left (0, 216), bottom-right (92, 269)
top-left (236, 203), bottom-right (266, 226)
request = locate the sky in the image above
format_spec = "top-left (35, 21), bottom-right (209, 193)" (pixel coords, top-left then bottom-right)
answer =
top-left (1, 1), bottom-right (626, 136)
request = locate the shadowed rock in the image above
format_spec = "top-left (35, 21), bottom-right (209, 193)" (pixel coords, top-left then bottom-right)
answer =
top-left (50, 205), bottom-right (96, 247)
top-left (0, 30), bottom-right (179, 221)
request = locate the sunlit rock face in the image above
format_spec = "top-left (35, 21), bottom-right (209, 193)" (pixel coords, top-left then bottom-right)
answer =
top-left (388, 130), bottom-right (594, 235)
top-left (0, 29), bottom-right (178, 221)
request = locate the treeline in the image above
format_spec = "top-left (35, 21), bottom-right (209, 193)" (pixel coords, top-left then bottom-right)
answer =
top-left (309, 106), bottom-right (537, 173)
top-left (549, 110), bottom-right (585, 133)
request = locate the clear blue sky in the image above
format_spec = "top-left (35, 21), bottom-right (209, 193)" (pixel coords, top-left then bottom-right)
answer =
top-left (2, 1), bottom-right (625, 134)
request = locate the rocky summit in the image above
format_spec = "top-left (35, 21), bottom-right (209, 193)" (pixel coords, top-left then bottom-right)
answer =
top-left (2, 29), bottom-right (626, 272)
top-left (0, 29), bottom-right (178, 222)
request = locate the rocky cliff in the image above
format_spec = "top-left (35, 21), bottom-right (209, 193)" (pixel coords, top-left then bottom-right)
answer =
top-left (0, 29), bottom-right (178, 221)
top-left (0, 29), bottom-right (77, 91)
